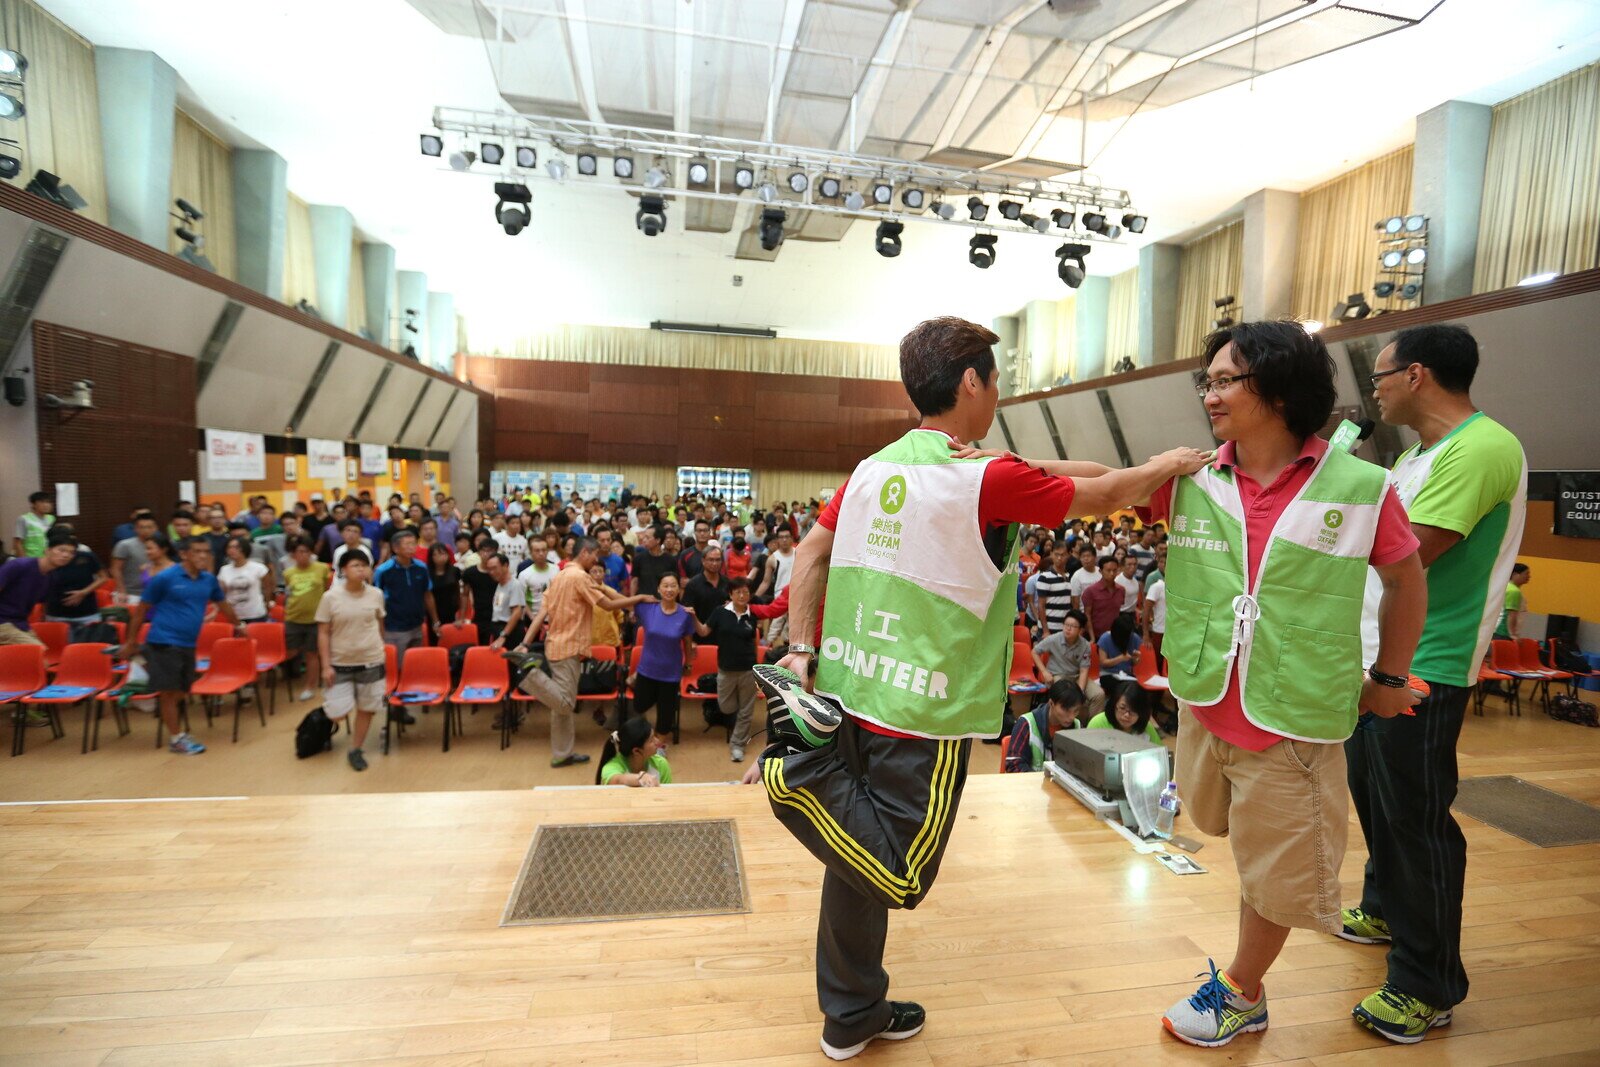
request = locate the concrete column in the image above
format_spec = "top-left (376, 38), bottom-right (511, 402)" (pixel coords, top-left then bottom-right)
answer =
top-left (427, 292), bottom-right (456, 373)
top-left (1024, 299), bottom-right (1057, 392)
top-left (1412, 100), bottom-right (1492, 303)
top-left (94, 48), bottom-right (177, 248)
top-left (360, 242), bottom-right (396, 348)
top-left (1138, 243), bottom-right (1181, 364)
top-left (1074, 275), bottom-right (1111, 380)
top-left (395, 271), bottom-right (429, 361)
top-left (308, 205), bottom-right (354, 329)
top-left (232, 150), bottom-right (288, 299)
top-left (992, 314), bottom-right (1020, 398)
top-left (1241, 189), bottom-right (1300, 320)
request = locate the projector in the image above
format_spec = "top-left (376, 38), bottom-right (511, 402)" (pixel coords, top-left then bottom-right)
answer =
top-left (1052, 729), bottom-right (1170, 837)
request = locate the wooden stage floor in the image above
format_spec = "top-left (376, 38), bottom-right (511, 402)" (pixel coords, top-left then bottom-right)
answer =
top-left (2, 704), bottom-right (1599, 1065)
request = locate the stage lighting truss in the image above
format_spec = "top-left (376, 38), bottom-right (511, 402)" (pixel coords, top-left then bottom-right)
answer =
top-left (1373, 214), bottom-right (1427, 312)
top-left (759, 207), bottom-right (786, 251)
top-left (424, 109), bottom-right (1135, 246)
top-left (1056, 242), bottom-right (1090, 289)
top-left (636, 192), bottom-right (667, 236)
top-left (874, 220), bottom-right (904, 258)
top-left (1211, 294), bottom-right (1239, 330)
top-left (493, 181), bottom-right (532, 236)
top-left (968, 233), bottom-right (997, 269)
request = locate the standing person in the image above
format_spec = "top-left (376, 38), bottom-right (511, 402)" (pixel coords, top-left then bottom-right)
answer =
top-left (627, 572), bottom-right (695, 743)
top-left (1115, 555), bottom-right (1142, 628)
top-left (494, 514), bottom-right (531, 568)
top-left (756, 526), bottom-right (797, 644)
top-left (1032, 544), bottom-right (1074, 636)
top-left (1142, 571), bottom-right (1168, 672)
top-left (281, 537), bottom-right (331, 703)
top-left (0, 530), bottom-right (78, 646)
top-left (372, 530), bottom-right (438, 695)
top-left (331, 520), bottom-right (376, 573)
top-left (1493, 563), bottom-right (1530, 640)
top-left (1139, 321), bottom-right (1426, 1048)
top-left (315, 550), bottom-right (388, 771)
top-left (218, 536), bottom-right (273, 625)
top-left (118, 537), bottom-right (241, 755)
top-left (679, 519), bottom-right (713, 580)
top-left (201, 507), bottom-right (233, 570)
top-left (12, 491), bottom-right (55, 558)
top-left (630, 525), bottom-right (677, 599)
top-left (1079, 557), bottom-right (1124, 641)
top-left (110, 513), bottom-right (159, 603)
top-left (682, 543), bottom-right (730, 621)
top-left (692, 577), bottom-right (761, 761)
top-left (515, 548), bottom-right (556, 625)
top-left (588, 562), bottom-right (623, 649)
top-left (1066, 545), bottom-right (1100, 610)
top-left (509, 538), bottom-right (651, 767)
top-left (480, 553), bottom-right (525, 646)
top-left (1343, 324), bottom-right (1527, 1042)
top-left (461, 537), bottom-right (503, 641)
top-left (745, 316), bottom-right (1207, 1059)
top-left (43, 527), bottom-right (108, 643)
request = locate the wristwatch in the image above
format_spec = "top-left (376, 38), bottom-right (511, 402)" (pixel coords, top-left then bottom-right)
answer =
top-left (788, 642), bottom-right (818, 659)
top-left (1367, 666), bottom-right (1407, 689)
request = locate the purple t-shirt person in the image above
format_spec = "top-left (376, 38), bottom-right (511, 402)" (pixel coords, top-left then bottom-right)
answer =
top-left (635, 601), bottom-right (695, 683)
top-left (0, 557), bottom-right (50, 630)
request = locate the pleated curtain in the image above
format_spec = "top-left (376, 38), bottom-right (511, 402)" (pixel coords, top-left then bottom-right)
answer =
top-left (1290, 145), bottom-right (1413, 321)
top-left (1052, 293), bottom-right (1077, 384)
top-left (1474, 61), bottom-right (1600, 292)
top-left (347, 235), bottom-right (368, 337)
top-left (1173, 220), bottom-right (1243, 362)
top-left (169, 109), bottom-right (237, 279)
top-left (0, 0), bottom-right (107, 225)
top-left (1105, 267), bottom-right (1140, 370)
top-left (282, 192), bottom-right (317, 307)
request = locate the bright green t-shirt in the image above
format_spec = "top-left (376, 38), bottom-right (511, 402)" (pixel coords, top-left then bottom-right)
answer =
top-left (1085, 711), bottom-right (1162, 744)
top-left (1360, 412), bottom-right (1527, 688)
top-left (599, 752), bottom-right (672, 786)
top-left (1494, 582), bottom-right (1525, 640)
top-left (283, 562), bottom-right (330, 624)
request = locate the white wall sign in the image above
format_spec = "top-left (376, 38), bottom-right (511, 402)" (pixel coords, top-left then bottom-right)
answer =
top-left (305, 438), bottom-right (346, 480)
top-left (54, 482), bottom-right (79, 517)
top-left (360, 443), bottom-right (389, 475)
top-left (178, 480), bottom-right (196, 505)
top-left (205, 429), bottom-right (266, 481)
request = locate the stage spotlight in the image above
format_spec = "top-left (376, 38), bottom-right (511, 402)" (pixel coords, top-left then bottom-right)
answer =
top-left (480, 142), bottom-right (504, 165)
top-left (1056, 242), bottom-right (1088, 288)
top-left (1301, 320), bottom-right (1323, 334)
top-left (687, 158), bottom-right (711, 187)
top-left (901, 187), bottom-right (925, 210)
top-left (1373, 281), bottom-right (1397, 297)
top-left (1051, 208), bottom-right (1075, 230)
top-left (733, 160), bottom-right (755, 190)
top-left (1331, 292), bottom-right (1371, 321)
top-left (998, 199), bottom-right (1023, 221)
top-left (1380, 249), bottom-right (1403, 269)
top-left (871, 180), bottom-right (893, 206)
top-left (932, 200), bottom-right (956, 220)
top-left (25, 170), bottom-right (85, 211)
top-left (174, 197), bottom-right (203, 221)
top-left (1213, 295), bottom-right (1235, 308)
top-left (1213, 315), bottom-right (1235, 329)
top-left (786, 169), bottom-right (809, 195)
top-left (546, 157), bottom-right (569, 182)
top-left (1102, 223), bottom-right (1124, 239)
top-left (419, 133), bottom-right (443, 157)
top-left (0, 50), bottom-right (27, 78)
top-left (968, 233), bottom-right (997, 269)
top-left (174, 225), bottom-right (203, 247)
top-left (0, 92), bottom-right (22, 121)
top-left (636, 193), bottom-right (667, 236)
top-left (644, 162), bottom-right (670, 189)
top-left (1020, 213), bottom-right (1049, 234)
top-left (1381, 216), bottom-right (1404, 234)
top-left (1400, 281), bottom-right (1422, 300)
top-left (515, 144), bottom-right (537, 168)
top-left (494, 181), bottom-right (532, 236)
top-left (818, 175), bottom-right (841, 200)
top-left (756, 179), bottom-right (778, 204)
top-left (447, 149), bottom-right (476, 171)
top-left (967, 196), bottom-right (989, 222)
top-left (576, 150), bottom-right (600, 176)
top-left (1122, 213), bottom-right (1147, 233)
top-left (612, 154), bottom-right (635, 179)
top-left (1404, 214), bottom-right (1426, 232)
top-left (0, 154), bottom-right (18, 180)
top-left (759, 207), bottom-right (786, 251)
top-left (875, 220), bottom-right (903, 258)
top-left (844, 187), bottom-right (866, 212)
top-left (1080, 210), bottom-right (1105, 232)
top-left (1405, 247), bottom-right (1427, 265)
top-left (1518, 271), bottom-right (1558, 286)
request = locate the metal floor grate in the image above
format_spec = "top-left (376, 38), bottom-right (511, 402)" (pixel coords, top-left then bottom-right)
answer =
top-left (1456, 776), bottom-right (1600, 847)
top-left (502, 819), bottom-right (750, 925)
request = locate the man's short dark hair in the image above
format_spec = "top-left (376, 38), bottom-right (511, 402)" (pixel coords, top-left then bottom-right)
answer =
top-left (1392, 323), bottom-right (1478, 394)
top-left (899, 316), bottom-right (999, 417)
top-left (177, 534), bottom-right (208, 554)
top-left (340, 519), bottom-right (362, 532)
top-left (1099, 556), bottom-right (1119, 572)
top-left (28, 490), bottom-right (51, 505)
top-left (339, 549), bottom-right (371, 570)
top-left (171, 509), bottom-right (194, 522)
top-left (133, 511), bottom-right (157, 524)
top-left (1511, 562), bottom-right (1529, 576)
top-left (390, 528), bottom-right (416, 544)
top-left (1064, 609), bottom-right (1087, 630)
top-left (1199, 320), bottom-right (1336, 440)
top-left (727, 577), bottom-right (752, 593)
top-left (45, 528), bottom-right (77, 549)
top-left (488, 552), bottom-right (509, 567)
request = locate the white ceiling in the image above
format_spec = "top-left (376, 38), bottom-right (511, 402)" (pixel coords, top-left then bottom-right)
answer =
top-left (41, 0), bottom-right (1600, 347)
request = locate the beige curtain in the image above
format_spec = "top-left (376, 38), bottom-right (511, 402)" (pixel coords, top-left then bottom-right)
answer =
top-left (496, 462), bottom-right (678, 499)
top-left (1290, 145), bottom-right (1413, 321)
top-left (473, 323), bottom-right (901, 381)
top-left (347, 235), bottom-right (368, 336)
top-left (169, 109), bottom-right (237, 279)
top-left (1173, 220), bottom-right (1244, 361)
top-left (282, 192), bottom-right (316, 307)
top-left (1052, 293), bottom-right (1077, 383)
top-left (1474, 61), bottom-right (1600, 292)
top-left (0, 0), bottom-right (107, 225)
top-left (1105, 267), bottom-right (1140, 371)
top-left (756, 469), bottom-right (851, 506)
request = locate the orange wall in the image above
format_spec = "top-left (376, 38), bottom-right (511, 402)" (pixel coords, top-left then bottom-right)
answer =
top-left (200, 455), bottom-right (452, 518)
top-left (1516, 500), bottom-right (1600, 620)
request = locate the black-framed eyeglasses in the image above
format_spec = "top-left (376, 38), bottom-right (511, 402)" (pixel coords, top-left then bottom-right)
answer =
top-left (1367, 365), bottom-right (1412, 389)
top-left (1194, 372), bottom-right (1255, 397)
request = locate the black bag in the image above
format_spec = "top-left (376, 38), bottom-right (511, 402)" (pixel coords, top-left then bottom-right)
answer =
top-left (447, 643), bottom-right (471, 688)
top-left (295, 707), bottom-right (335, 758)
top-left (763, 644), bottom-right (788, 665)
top-left (73, 621), bottom-right (120, 645)
top-left (578, 659), bottom-right (619, 695)
top-left (1547, 693), bottom-right (1599, 728)
top-left (696, 672), bottom-right (719, 694)
top-left (1553, 643), bottom-right (1590, 674)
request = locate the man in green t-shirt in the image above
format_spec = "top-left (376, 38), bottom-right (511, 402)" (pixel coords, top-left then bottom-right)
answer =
top-left (282, 538), bottom-right (331, 702)
top-left (1493, 563), bottom-right (1529, 639)
top-left (1346, 324), bottom-right (1527, 1043)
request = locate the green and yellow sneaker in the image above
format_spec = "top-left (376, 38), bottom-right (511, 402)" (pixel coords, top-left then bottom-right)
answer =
top-left (1336, 907), bottom-right (1392, 944)
top-left (1353, 983), bottom-right (1451, 1044)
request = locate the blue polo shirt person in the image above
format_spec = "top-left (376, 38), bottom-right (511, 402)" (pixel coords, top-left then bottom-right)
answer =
top-left (372, 529), bottom-right (437, 724)
top-left (119, 536), bottom-right (240, 755)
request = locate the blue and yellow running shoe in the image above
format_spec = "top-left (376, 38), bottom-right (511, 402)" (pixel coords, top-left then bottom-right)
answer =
top-left (1353, 983), bottom-right (1451, 1044)
top-left (1162, 959), bottom-right (1268, 1047)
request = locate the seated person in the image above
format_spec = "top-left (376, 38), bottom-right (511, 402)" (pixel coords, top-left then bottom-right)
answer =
top-left (597, 715), bottom-right (672, 787)
top-left (1096, 614), bottom-right (1142, 690)
top-left (1004, 679), bottom-right (1086, 773)
top-left (1087, 685), bottom-right (1163, 744)
top-left (1031, 610), bottom-right (1105, 722)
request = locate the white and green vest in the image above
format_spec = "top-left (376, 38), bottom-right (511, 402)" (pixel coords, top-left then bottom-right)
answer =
top-left (1163, 447), bottom-right (1386, 743)
top-left (816, 429), bottom-right (1020, 740)
top-left (19, 512), bottom-right (53, 557)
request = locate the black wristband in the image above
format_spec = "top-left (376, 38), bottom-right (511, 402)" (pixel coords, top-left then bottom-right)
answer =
top-left (1368, 666), bottom-right (1407, 689)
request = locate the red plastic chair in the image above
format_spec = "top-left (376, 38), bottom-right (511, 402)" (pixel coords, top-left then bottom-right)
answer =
top-left (21, 643), bottom-right (115, 754)
top-left (1518, 638), bottom-right (1571, 711)
top-left (33, 621), bottom-right (68, 670)
top-left (28, 603), bottom-right (43, 624)
top-left (189, 638), bottom-right (264, 742)
top-left (1489, 640), bottom-right (1533, 717)
top-left (388, 646), bottom-right (450, 754)
top-left (268, 602), bottom-right (285, 623)
top-left (94, 586), bottom-right (115, 609)
top-left (246, 622), bottom-right (289, 716)
top-left (1135, 643), bottom-right (1170, 693)
top-left (1474, 661), bottom-right (1513, 717)
top-left (448, 646), bottom-right (509, 751)
top-left (2, 644), bottom-right (49, 756)
top-left (193, 621), bottom-right (234, 672)
top-left (1013, 624), bottom-right (1033, 644)
top-left (1007, 640), bottom-right (1045, 696)
top-left (436, 622), bottom-right (479, 650)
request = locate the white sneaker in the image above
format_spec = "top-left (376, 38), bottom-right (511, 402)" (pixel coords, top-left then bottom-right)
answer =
top-left (731, 746), bottom-right (745, 762)
top-left (296, 689), bottom-right (314, 702)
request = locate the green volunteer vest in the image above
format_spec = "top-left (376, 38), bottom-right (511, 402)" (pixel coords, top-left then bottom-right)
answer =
top-left (1163, 447), bottom-right (1385, 742)
top-left (815, 429), bottom-right (1019, 739)
top-left (20, 512), bottom-right (53, 557)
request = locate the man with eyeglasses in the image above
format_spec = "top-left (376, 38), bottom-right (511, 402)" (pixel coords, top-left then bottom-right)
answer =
top-left (1144, 321), bottom-right (1427, 1049)
top-left (1338, 324), bottom-right (1527, 1043)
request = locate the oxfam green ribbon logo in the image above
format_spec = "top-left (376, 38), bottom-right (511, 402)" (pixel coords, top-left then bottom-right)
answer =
top-left (880, 476), bottom-right (908, 514)
top-left (1324, 508), bottom-right (1344, 529)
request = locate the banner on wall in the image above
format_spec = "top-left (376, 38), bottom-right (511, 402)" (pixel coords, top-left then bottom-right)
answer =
top-left (549, 472), bottom-right (576, 498)
top-left (489, 470), bottom-right (505, 498)
top-left (601, 474), bottom-right (625, 501)
top-left (345, 457), bottom-right (358, 483)
top-left (359, 443), bottom-right (388, 475)
top-left (305, 438), bottom-right (346, 480)
top-left (575, 472), bottom-right (602, 500)
top-left (392, 459), bottom-right (403, 483)
top-left (1555, 472), bottom-right (1600, 539)
top-left (204, 429), bottom-right (266, 481)
top-left (283, 455), bottom-right (298, 482)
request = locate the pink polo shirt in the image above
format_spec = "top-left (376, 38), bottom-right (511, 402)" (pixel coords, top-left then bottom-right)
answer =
top-left (1140, 435), bottom-right (1418, 750)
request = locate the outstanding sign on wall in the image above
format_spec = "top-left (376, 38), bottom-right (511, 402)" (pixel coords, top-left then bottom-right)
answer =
top-left (1555, 472), bottom-right (1600, 539)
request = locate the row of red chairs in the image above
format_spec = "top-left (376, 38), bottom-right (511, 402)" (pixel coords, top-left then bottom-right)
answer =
top-left (1480, 637), bottom-right (1589, 717)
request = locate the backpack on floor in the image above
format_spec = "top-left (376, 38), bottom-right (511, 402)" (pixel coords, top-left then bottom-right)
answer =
top-left (72, 621), bottom-right (120, 645)
top-left (577, 659), bottom-right (619, 695)
top-left (295, 707), bottom-right (335, 758)
top-left (1547, 693), bottom-right (1599, 728)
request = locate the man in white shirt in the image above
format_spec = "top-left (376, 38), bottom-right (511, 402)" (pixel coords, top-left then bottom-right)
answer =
top-left (494, 516), bottom-right (531, 567)
top-left (757, 526), bottom-right (797, 644)
top-left (1115, 555), bottom-right (1142, 623)
top-left (482, 553), bottom-right (525, 645)
top-left (1143, 576), bottom-right (1168, 669)
top-left (1067, 545), bottom-right (1100, 609)
top-left (516, 552), bottom-right (555, 622)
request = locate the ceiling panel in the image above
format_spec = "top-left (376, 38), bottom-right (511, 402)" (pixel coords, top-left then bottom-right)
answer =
top-left (362, 365), bottom-right (428, 444)
top-left (1114, 0), bottom-right (1307, 59)
top-left (1044, 390), bottom-right (1117, 464)
top-left (1012, 0), bottom-right (1172, 42)
top-left (298, 347), bottom-right (387, 442)
top-left (402, 378), bottom-right (456, 448)
top-left (195, 307), bottom-right (328, 434)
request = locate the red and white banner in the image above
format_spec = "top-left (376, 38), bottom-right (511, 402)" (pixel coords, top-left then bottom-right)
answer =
top-left (204, 429), bottom-right (266, 481)
top-left (305, 438), bottom-right (346, 481)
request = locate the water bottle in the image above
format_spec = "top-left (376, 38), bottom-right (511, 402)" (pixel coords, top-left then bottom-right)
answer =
top-left (1153, 781), bottom-right (1180, 840)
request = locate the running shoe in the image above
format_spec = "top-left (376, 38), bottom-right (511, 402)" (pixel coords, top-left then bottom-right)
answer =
top-left (753, 664), bottom-right (840, 750)
top-left (1337, 907), bottom-right (1393, 944)
top-left (347, 748), bottom-right (368, 772)
top-left (168, 732), bottom-right (206, 755)
top-left (821, 1001), bottom-right (925, 1061)
top-left (1352, 983), bottom-right (1451, 1044)
top-left (1162, 959), bottom-right (1268, 1047)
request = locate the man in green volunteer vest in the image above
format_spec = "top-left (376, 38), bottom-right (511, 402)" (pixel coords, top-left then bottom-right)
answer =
top-left (745, 316), bottom-right (1210, 1060)
top-left (1148, 321), bottom-right (1427, 1049)
top-left (13, 491), bottom-right (56, 559)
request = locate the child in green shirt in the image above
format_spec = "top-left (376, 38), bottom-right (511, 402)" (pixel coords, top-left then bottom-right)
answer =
top-left (598, 716), bottom-right (672, 787)
top-left (1087, 685), bottom-right (1163, 744)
